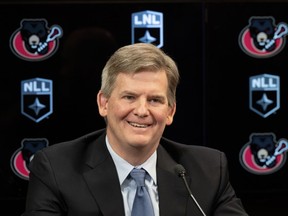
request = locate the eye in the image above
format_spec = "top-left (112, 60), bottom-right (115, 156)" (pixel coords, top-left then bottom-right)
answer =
top-left (123, 95), bottom-right (135, 101)
top-left (149, 97), bottom-right (165, 105)
top-left (150, 98), bottom-right (160, 103)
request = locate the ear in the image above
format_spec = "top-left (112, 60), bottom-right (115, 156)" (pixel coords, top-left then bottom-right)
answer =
top-left (97, 91), bottom-right (108, 117)
top-left (166, 103), bottom-right (176, 126)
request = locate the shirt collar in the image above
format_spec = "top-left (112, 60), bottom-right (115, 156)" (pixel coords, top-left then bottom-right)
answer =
top-left (105, 135), bottom-right (157, 185)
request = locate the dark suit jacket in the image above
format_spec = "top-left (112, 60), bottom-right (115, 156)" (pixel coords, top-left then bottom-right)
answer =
top-left (23, 128), bottom-right (248, 216)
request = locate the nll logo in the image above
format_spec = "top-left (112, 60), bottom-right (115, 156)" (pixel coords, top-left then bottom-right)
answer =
top-left (21, 77), bottom-right (53, 123)
top-left (131, 10), bottom-right (163, 48)
top-left (249, 74), bottom-right (280, 118)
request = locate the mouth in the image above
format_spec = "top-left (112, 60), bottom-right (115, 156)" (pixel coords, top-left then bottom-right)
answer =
top-left (128, 121), bottom-right (150, 128)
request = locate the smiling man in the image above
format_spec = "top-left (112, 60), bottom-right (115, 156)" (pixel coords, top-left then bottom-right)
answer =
top-left (23, 43), bottom-right (249, 216)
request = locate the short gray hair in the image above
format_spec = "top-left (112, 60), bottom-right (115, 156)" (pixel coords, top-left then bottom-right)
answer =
top-left (100, 43), bottom-right (180, 106)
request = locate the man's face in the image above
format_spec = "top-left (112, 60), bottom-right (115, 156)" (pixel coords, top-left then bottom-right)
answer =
top-left (97, 70), bottom-right (176, 155)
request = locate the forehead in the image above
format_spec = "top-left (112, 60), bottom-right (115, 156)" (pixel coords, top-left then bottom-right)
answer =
top-left (118, 70), bottom-right (167, 81)
top-left (112, 70), bottom-right (168, 95)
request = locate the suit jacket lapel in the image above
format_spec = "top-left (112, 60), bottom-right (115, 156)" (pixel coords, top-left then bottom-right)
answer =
top-left (82, 132), bottom-right (125, 216)
top-left (157, 142), bottom-right (206, 216)
top-left (157, 145), bottom-right (188, 216)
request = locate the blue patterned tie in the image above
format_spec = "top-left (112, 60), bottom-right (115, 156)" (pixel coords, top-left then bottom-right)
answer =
top-left (130, 168), bottom-right (154, 216)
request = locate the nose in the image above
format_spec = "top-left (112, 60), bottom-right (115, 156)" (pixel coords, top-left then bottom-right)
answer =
top-left (134, 99), bottom-right (149, 117)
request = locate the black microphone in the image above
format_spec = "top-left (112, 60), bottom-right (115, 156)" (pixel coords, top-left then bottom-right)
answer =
top-left (174, 164), bottom-right (206, 216)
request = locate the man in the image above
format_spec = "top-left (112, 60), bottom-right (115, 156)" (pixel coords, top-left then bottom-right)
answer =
top-left (23, 43), bottom-right (249, 216)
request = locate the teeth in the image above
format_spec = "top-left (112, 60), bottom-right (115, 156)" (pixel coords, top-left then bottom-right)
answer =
top-left (129, 122), bottom-right (148, 128)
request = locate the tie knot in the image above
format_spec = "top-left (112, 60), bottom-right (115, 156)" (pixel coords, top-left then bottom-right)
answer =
top-left (130, 168), bottom-right (146, 187)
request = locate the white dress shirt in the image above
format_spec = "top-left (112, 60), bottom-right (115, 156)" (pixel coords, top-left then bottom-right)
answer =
top-left (106, 136), bottom-right (159, 216)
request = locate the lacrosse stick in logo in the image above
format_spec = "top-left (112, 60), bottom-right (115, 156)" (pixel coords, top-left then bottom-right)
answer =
top-left (266, 138), bottom-right (288, 166)
top-left (37, 25), bottom-right (62, 53)
top-left (265, 23), bottom-right (288, 50)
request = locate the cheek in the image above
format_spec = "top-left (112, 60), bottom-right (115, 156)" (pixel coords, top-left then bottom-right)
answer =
top-left (108, 101), bottom-right (130, 117)
top-left (153, 110), bottom-right (171, 123)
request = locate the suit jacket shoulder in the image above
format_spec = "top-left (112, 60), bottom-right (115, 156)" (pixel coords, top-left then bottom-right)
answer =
top-left (158, 136), bottom-right (247, 216)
